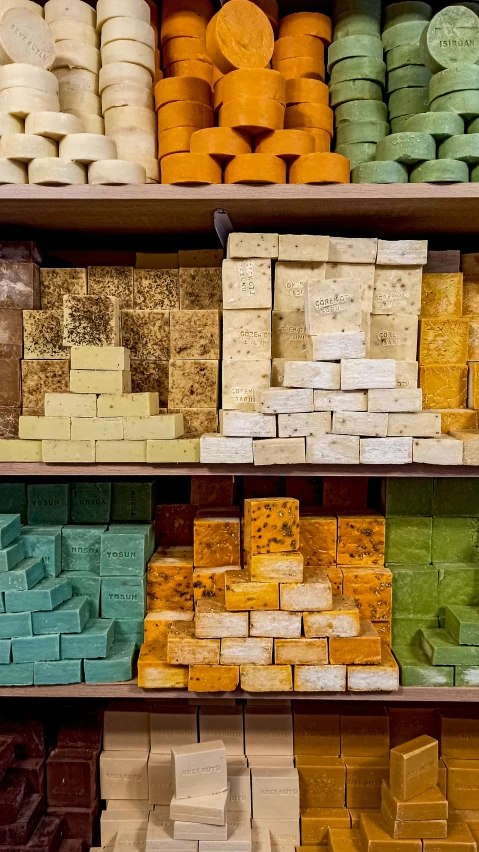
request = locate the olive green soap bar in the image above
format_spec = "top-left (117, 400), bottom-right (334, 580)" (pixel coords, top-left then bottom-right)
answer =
top-left (470, 163), bottom-right (479, 180)
top-left (455, 665), bottom-right (479, 686)
top-left (445, 605), bottom-right (479, 645)
top-left (32, 596), bottom-right (90, 635)
top-left (383, 20), bottom-right (428, 51)
top-left (60, 617), bottom-right (115, 660)
top-left (437, 565), bottom-right (479, 615)
top-left (111, 480), bottom-right (155, 522)
top-left (335, 142), bottom-right (377, 168)
top-left (420, 6), bottom-right (479, 73)
top-left (387, 65), bottom-right (432, 93)
top-left (386, 518), bottom-right (433, 564)
top-left (0, 514), bottom-right (21, 549)
top-left (71, 481), bottom-right (111, 524)
top-left (421, 626), bottom-right (479, 665)
top-left (383, 1), bottom-right (432, 31)
top-left (404, 112), bottom-right (465, 139)
top-left (393, 616), bottom-right (438, 646)
top-left (0, 558), bottom-right (44, 592)
top-left (330, 80), bottom-right (383, 108)
top-left (336, 120), bottom-right (389, 144)
top-left (394, 644), bottom-right (454, 686)
top-left (439, 133), bottom-right (479, 162)
top-left (0, 484), bottom-right (27, 523)
top-left (27, 483), bottom-right (70, 525)
top-left (352, 160), bottom-right (408, 183)
top-left (410, 159), bottom-right (469, 183)
top-left (0, 612), bottom-right (32, 638)
top-left (376, 131), bottom-right (436, 163)
top-left (0, 662), bottom-right (33, 685)
top-left (334, 12), bottom-right (381, 40)
top-left (0, 539), bottom-right (24, 572)
top-left (390, 115), bottom-right (414, 133)
top-left (433, 478), bottom-right (479, 516)
top-left (68, 573), bottom-right (100, 618)
top-left (328, 34), bottom-right (384, 73)
top-left (5, 576), bottom-right (72, 613)
top-left (99, 532), bottom-right (147, 576)
top-left (330, 57), bottom-right (386, 86)
top-left (101, 576), bottom-right (146, 618)
top-left (386, 43), bottom-right (423, 70)
top-left (433, 518), bottom-right (479, 562)
top-left (383, 478), bottom-right (433, 516)
top-left (335, 99), bottom-right (388, 125)
top-left (12, 633), bottom-right (60, 663)
top-left (431, 90), bottom-right (479, 118)
top-left (0, 638), bottom-right (11, 664)
top-left (34, 659), bottom-right (82, 685)
top-left (389, 564), bottom-right (438, 617)
top-left (84, 640), bottom-right (136, 684)
top-left (20, 530), bottom-right (61, 579)
top-left (430, 64), bottom-right (479, 101)
top-left (388, 88), bottom-right (429, 118)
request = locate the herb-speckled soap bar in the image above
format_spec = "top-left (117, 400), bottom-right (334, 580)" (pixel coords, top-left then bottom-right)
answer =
top-left (61, 618), bottom-right (115, 660)
top-left (244, 498), bottom-right (300, 554)
top-left (5, 577), bottom-right (72, 613)
top-left (84, 641), bottom-right (136, 683)
top-left (32, 596), bottom-right (89, 635)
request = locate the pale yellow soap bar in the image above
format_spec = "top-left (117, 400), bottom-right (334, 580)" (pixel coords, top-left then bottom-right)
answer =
top-left (70, 369), bottom-right (131, 394)
top-left (0, 439), bottom-right (42, 461)
top-left (147, 439), bottom-right (200, 463)
top-left (42, 440), bottom-right (95, 463)
top-left (19, 416), bottom-right (71, 441)
top-left (97, 393), bottom-right (159, 417)
top-left (71, 417), bottom-right (123, 441)
top-left (96, 441), bottom-right (147, 462)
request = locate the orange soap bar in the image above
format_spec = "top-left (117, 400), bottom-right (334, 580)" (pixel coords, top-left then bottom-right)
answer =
top-left (360, 811), bottom-right (422, 852)
top-left (213, 75), bottom-right (225, 111)
top-left (274, 56), bottom-right (325, 82)
top-left (158, 126), bottom-right (196, 159)
top-left (222, 67), bottom-right (286, 105)
top-left (250, 0), bottom-right (279, 32)
top-left (324, 565), bottom-right (343, 595)
top-left (299, 513), bottom-right (337, 566)
top-left (289, 152), bottom-right (350, 184)
top-left (206, 0), bottom-right (275, 74)
top-left (273, 35), bottom-right (325, 64)
top-left (285, 103), bottom-right (333, 134)
top-left (161, 152), bottom-right (222, 184)
top-left (163, 36), bottom-right (212, 67)
top-left (308, 128), bottom-right (331, 152)
top-left (244, 497), bottom-right (300, 554)
top-left (167, 59), bottom-right (214, 85)
top-left (301, 807), bottom-right (350, 845)
top-left (219, 97), bottom-right (285, 134)
top-left (374, 620), bottom-right (391, 645)
top-left (341, 567), bottom-right (392, 622)
top-left (193, 515), bottom-right (241, 567)
top-left (337, 515), bottom-right (385, 566)
top-left (137, 639), bottom-right (188, 688)
top-left (279, 11), bottom-right (332, 45)
top-left (155, 75), bottom-right (212, 109)
top-left (188, 664), bottom-right (239, 692)
top-left (190, 126), bottom-right (251, 160)
top-left (158, 100), bottom-right (214, 132)
top-left (225, 152), bottom-right (286, 184)
top-left (345, 756), bottom-right (390, 809)
top-left (330, 621), bottom-right (382, 666)
top-left (390, 735), bottom-right (439, 802)
top-left (255, 128), bottom-right (315, 160)
top-left (147, 550), bottom-right (194, 611)
top-left (286, 76), bottom-right (329, 106)
top-left (296, 755), bottom-right (345, 808)
top-left (161, 10), bottom-right (209, 47)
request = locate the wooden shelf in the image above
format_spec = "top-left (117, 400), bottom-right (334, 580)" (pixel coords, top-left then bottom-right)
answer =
top-left (0, 463), bottom-right (477, 477)
top-left (2, 184), bottom-right (479, 236)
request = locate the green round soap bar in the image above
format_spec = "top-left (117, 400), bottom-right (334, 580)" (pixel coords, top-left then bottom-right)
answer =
top-left (388, 86), bottom-right (429, 118)
top-left (327, 34), bottom-right (383, 74)
top-left (334, 98), bottom-right (388, 125)
top-left (336, 120), bottom-right (390, 144)
top-left (386, 43), bottom-right (422, 71)
top-left (382, 20), bottom-right (428, 51)
top-left (335, 141), bottom-right (377, 169)
top-left (329, 80), bottom-right (383, 107)
top-left (376, 131), bottom-right (436, 163)
top-left (430, 89), bottom-right (479, 119)
top-left (450, 0), bottom-right (479, 13)
top-left (468, 116), bottom-right (479, 132)
top-left (429, 63), bottom-right (479, 101)
top-left (404, 111), bottom-right (465, 139)
top-left (469, 162), bottom-right (479, 180)
top-left (335, 0), bottom-right (381, 14)
top-left (410, 158), bottom-right (469, 181)
top-left (387, 65), bottom-right (432, 93)
top-left (420, 6), bottom-right (479, 73)
top-left (351, 160), bottom-right (409, 182)
top-left (438, 132), bottom-right (479, 162)
top-left (383, 1), bottom-right (432, 30)
top-left (390, 115), bottom-right (414, 132)
top-left (333, 11), bottom-right (381, 40)
top-left (330, 57), bottom-right (386, 86)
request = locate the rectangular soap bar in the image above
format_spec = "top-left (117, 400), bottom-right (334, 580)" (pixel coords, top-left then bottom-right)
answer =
top-left (20, 529), bottom-right (61, 578)
top-left (34, 659), bottom-right (82, 685)
top-left (61, 525), bottom-right (106, 574)
top-left (0, 557), bottom-right (44, 592)
top-left (27, 483), bottom-right (70, 525)
top-left (100, 531), bottom-right (147, 576)
top-left (12, 632), bottom-right (60, 663)
top-left (0, 514), bottom-right (21, 549)
top-left (32, 596), bottom-right (89, 636)
top-left (390, 735), bottom-right (438, 801)
top-left (101, 576), bottom-right (146, 619)
top-left (47, 746), bottom-right (98, 807)
top-left (5, 577), bottom-right (72, 613)
top-left (0, 611), bottom-right (32, 638)
top-left (84, 640), bottom-right (136, 684)
top-left (445, 605), bottom-right (479, 645)
top-left (68, 572), bottom-right (100, 617)
top-left (381, 780), bottom-right (447, 822)
top-left (172, 740), bottom-right (227, 799)
top-left (0, 661), bottom-right (33, 685)
top-left (60, 618), bottom-right (114, 660)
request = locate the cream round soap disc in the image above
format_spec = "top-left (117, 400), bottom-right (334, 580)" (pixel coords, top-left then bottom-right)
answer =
top-left (0, 158), bottom-right (28, 183)
top-left (0, 64), bottom-right (58, 95)
top-left (117, 149), bottom-right (159, 180)
top-left (25, 110), bottom-right (85, 139)
top-left (53, 68), bottom-right (99, 94)
top-left (0, 8), bottom-right (55, 68)
top-left (59, 88), bottom-right (101, 116)
top-left (101, 17), bottom-right (155, 50)
top-left (1, 132), bottom-right (57, 162)
top-left (100, 40), bottom-right (155, 76)
top-left (44, 0), bottom-right (96, 27)
top-left (101, 83), bottom-right (154, 113)
top-left (107, 126), bottom-right (157, 158)
top-left (98, 61), bottom-right (152, 94)
top-left (88, 158), bottom-right (146, 185)
top-left (0, 112), bottom-right (25, 135)
top-left (59, 132), bottom-right (117, 163)
top-left (96, 0), bottom-right (150, 31)
top-left (63, 109), bottom-right (104, 134)
top-left (0, 0), bottom-right (43, 17)
top-left (52, 40), bottom-right (101, 74)
top-left (29, 156), bottom-right (87, 184)
top-left (49, 20), bottom-right (100, 48)
top-left (104, 106), bottom-right (156, 134)
top-left (0, 87), bottom-right (60, 118)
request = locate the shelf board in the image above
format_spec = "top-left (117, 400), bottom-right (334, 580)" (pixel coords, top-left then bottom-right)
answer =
top-left (2, 185), bottom-right (479, 235)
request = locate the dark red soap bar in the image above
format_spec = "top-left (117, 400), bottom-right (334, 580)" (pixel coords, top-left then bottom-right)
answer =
top-left (56, 708), bottom-right (102, 752)
top-left (0, 771), bottom-right (27, 825)
top-left (0, 718), bottom-right (46, 759)
top-left (47, 804), bottom-right (98, 847)
top-left (25, 815), bottom-right (63, 851)
top-left (11, 759), bottom-right (45, 795)
top-left (59, 841), bottom-right (87, 852)
top-left (0, 736), bottom-right (14, 780)
top-left (0, 794), bottom-right (43, 845)
top-left (46, 749), bottom-right (97, 809)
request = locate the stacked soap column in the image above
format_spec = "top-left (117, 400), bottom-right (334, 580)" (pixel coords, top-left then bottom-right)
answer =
top-left (382, 1), bottom-right (432, 133)
top-left (462, 252), bottom-right (479, 428)
top-left (97, 0), bottom-right (159, 183)
top-left (156, 75), bottom-right (215, 180)
top-left (161, 0), bottom-right (215, 87)
top-left (46, 730), bottom-right (101, 847)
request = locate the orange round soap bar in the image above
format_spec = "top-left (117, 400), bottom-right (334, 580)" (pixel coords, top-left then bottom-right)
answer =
top-left (255, 129), bottom-right (315, 161)
top-left (222, 68), bottom-right (286, 106)
top-left (279, 12), bottom-right (332, 46)
top-left (219, 97), bottom-right (284, 135)
top-left (289, 152), bottom-right (350, 184)
top-left (214, 75), bottom-right (226, 111)
top-left (161, 152), bottom-right (222, 184)
top-left (309, 128), bottom-right (331, 153)
top-left (274, 56), bottom-right (325, 81)
top-left (163, 36), bottom-right (212, 67)
top-left (155, 76), bottom-right (212, 109)
top-left (285, 103), bottom-right (333, 135)
top-left (158, 100), bottom-right (214, 132)
top-left (158, 126), bottom-right (196, 159)
top-left (273, 35), bottom-right (324, 64)
top-left (161, 0), bottom-right (214, 20)
top-left (190, 126), bottom-right (251, 161)
top-left (161, 3), bottom-right (212, 46)
top-left (206, 0), bottom-right (274, 75)
top-left (167, 60), bottom-right (214, 85)
top-left (225, 152), bottom-right (286, 184)
top-left (286, 77), bottom-right (329, 106)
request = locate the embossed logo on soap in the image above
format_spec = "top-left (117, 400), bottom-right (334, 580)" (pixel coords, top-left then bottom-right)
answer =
top-left (237, 260), bottom-right (257, 296)
top-left (182, 764), bottom-right (221, 776)
top-left (315, 293), bottom-right (355, 315)
top-left (8, 22), bottom-right (50, 62)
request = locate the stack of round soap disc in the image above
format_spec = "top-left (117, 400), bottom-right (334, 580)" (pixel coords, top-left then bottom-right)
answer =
top-left (284, 78), bottom-right (330, 151)
top-left (0, 159), bottom-right (28, 184)
top-left (88, 158), bottom-right (147, 184)
top-left (438, 133), bottom-right (479, 163)
top-left (381, 5), bottom-right (431, 134)
top-left (218, 68), bottom-right (286, 137)
top-left (420, 5), bottom-right (479, 74)
top-left (59, 132), bottom-right (117, 163)
top-left (0, 133), bottom-right (57, 162)
top-left (272, 34), bottom-right (325, 83)
top-left (0, 0), bottom-right (44, 16)
top-left (351, 159), bottom-right (408, 183)
top-left (0, 114), bottom-right (25, 136)
top-left (190, 127), bottom-right (251, 162)
top-left (250, 0), bottom-right (278, 33)
top-left (284, 103), bottom-right (333, 153)
top-left (289, 151), bottom-right (350, 183)
top-left (0, 65), bottom-right (60, 119)
top-left (206, 0), bottom-right (274, 75)
top-left (403, 111), bottom-right (465, 140)
top-left (161, 0), bottom-right (215, 86)
top-left (155, 75), bottom-right (213, 161)
top-left (0, 7), bottom-right (55, 67)
top-left (161, 151), bottom-right (222, 184)
top-left (409, 158), bottom-right (469, 182)
top-left (224, 152), bottom-right (285, 184)
top-left (375, 130), bottom-right (436, 164)
top-left (25, 111), bottom-right (85, 139)
top-left (332, 0), bottom-right (381, 41)
top-left (429, 64), bottom-right (479, 122)
top-left (28, 156), bottom-right (87, 184)
top-left (254, 129), bottom-right (315, 161)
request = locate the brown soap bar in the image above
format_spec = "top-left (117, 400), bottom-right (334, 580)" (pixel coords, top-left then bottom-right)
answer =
top-left (0, 794), bottom-right (43, 845)
top-left (21, 814), bottom-right (63, 852)
top-left (130, 359), bottom-right (169, 407)
top-left (341, 707), bottom-right (390, 758)
top-left (296, 755), bottom-right (345, 808)
top-left (424, 251), bottom-right (461, 273)
top-left (0, 309), bottom-right (23, 358)
top-left (293, 704), bottom-right (340, 756)
top-left (388, 707), bottom-right (436, 750)
top-left (422, 819), bottom-right (476, 850)
top-left (56, 709), bottom-right (102, 752)
top-left (155, 504), bottom-right (196, 547)
top-left (0, 242), bottom-right (41, 263)
top-left (168, 359), bottom-right (219, 409)
top-left (63, 295), bottom-right (119, 347)
top-left (87, 266), bottom-right (133, 310)
top-left (21, 361), bottom-right (70, 410)
top-left (382, 809), bottom-right (447, 840)
top-left (191, 475), bottom-right (234, 507)
top-left (381, 780), bottom-right (447, 822)
top-left (168, 407), bottom-right (218, 437)
top-left (390, 735), bottom-right (438, 802)
top-left (0, 406), bottom-right (20, 438)
top-left (439, 710), bottom-right (479, 759)
top-left (121, 310), bottom-right (170, 360)
top-left (0, 717), bottom-right (46, 759)
top-left (0, 263), bottom-right (40, 309)
top-left (134, 268), bottom-right (179, 309)
top-left (59, 841), bottom-right (88, 852)
top-left (47, 803), bottom-right (99, 847)
top-left (170, 310), bottom-right (220, 359)
top-left (11, 758), bottom-right (45, 794)
top-left (360, 811), bottom-right (422, 851)
top-left (345, 757), bottom-right (389, 809)
top-left (0, 771), bottom-right (27, 825)
top-left (179, 267), bottom-right (223, 310)
top-left (0, 359), bottom-right (20, 407)
top-left (323, 477), bottom-right (368, 510)
top-left (46, 748), bottom-right (97, 809)
top-left (40, 269), bottom-right (87, 310)
top-left (23, 311), bottom-right (69, 360)
top-left (0, 737), bottom-right (14, 780)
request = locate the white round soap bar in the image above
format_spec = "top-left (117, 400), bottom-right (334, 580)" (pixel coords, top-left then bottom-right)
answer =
top-left (49, 20), bottom-right (100, 48)
top-left (101, 17), bottom-right (155, 49)
top-left (107, 126), bottom-right (157, 157)
top-left (25, 110), bottom-right (84, 139)
top-left (59, 88), bottom-right (101, 116)
top-left (63, 109), bottom-right (104, 133)
top-left (44, 0), bottom-right (96, 27)
top-left (119, 151), bottom-right (159, 181)
top-left (59, 132), bottom-right (117, 162)
top-left (101, 83), bottom-right (154, 112)
top-left (96, 0), bottom-right (150, 31)
top-left (0, 64), bottom-right (58, 95)
top-left (1, 132), bottom-right (57, 161)
top-left (99, 61), bottom-right (152, 94)
top-left (52, 40), bottom-right (101, 74)
top-left (100, 40), bottom-right (155, 76)
top-left (0, 158), bottom-right (27, 183)
top-left (29, 156), bottom-right (87, 184)
top-left (104, 105), bottom-right (156, 134)
top-left (53, 67), bottom-right (99, 94)
top-left (0, 87), bottom-right (60, 118)
top-left (0, 112), bottom-right (24, 135)
top-left (0, 0), bottom-right (43, 17)
top-left (88, 158), bottom-right (146, 184)
top-left (0, 8), bottom-right (55, 68)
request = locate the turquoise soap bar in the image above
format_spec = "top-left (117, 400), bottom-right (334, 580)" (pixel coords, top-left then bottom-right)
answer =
top-left (433, 478), bottom-right (479, 516)
top-left (0, 639), bottom-right (11, 664)
top-left (0, 539), bottom-right (25, 572)
top-left (68, 573), bottom-right (100, 617)
top-left (0, 593), bottom-right (4, 613)
top-left (32, 596), bottom-right (90, 635)
top-left (34, 659), bottom-right (82, 685)
top-left (445, 605), bottom-right (479, 645)
top-left (60, 618), bottom-right (115, 660)
top-left (27, 483), bottom-right (70, 525)
top-left (84, 640), bottom-right (136, 683)
top-left (71, 481), bottom-right (111, 524)
top-left (114, 618), bottom-right (144, 645)
top-left (455, 665), bottom-right (479, 686)
top-left (101, 576), bottom-right (146, 619)
top-left (421, 626), bottom-right (479, 665)
top-left (0, 514), bottom-right (21, 548)
top-left (109, 523), bottom-right (155, 559)
top-left (0, 662), bottom-right (33, 685)
top-left (61, 525), bottom-right (107, 574)
top-left (385, 518), bottom-right (432, 563)
top-left (437, 564), bottom-right (479, 616)
top-left (20, 530), bottom-right (61, 578)
top-left (410, 158), bottom-right (469, 183)
top-left (12, 633), bottom-right (60, 663)
top-left (0, 612), bottom-right (32, 638)
top-left (0, 483), bottom-right (27, 523)
top-left (100, 532), bottom-right (147, 577)
top-left (112, 480), bottom-right (155, 522)
top-left (433, 518), bottom-right (479, 562)
top-left (0, 557), bottom-right (44, 592)
top-left (5, 576), bottom-right (72, 613)
top-left (389, 564), bottom-right (438, 616)
top-left (382, 478), bottom-right (434, 516)
top-left (394, 645), bottom-right (454, 686)
top-left (392, 616), bottom-right (438, 646)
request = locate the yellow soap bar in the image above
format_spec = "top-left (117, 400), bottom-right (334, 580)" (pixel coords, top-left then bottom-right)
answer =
top-left (137, 640), bottom-right (188, 688)
top-left (144, 610), bottom-right (193, 643)
top-left (345, 757), bottom-right (389, 809)
top-left (439, 409), bottom-right (478, 433)
top-left (422, 820), bottom-right (476, 851)
top-left (193, 515), bottom-right (241, 568)
top-left (390, 735), bottom-right (438, 802)
top-left (240, 664), bottom-right (292, 692)
top-left (341, 707), bottom-right (389, 757)
top-left (328, 829), bottom-right (364, 852)
top-left (337, 515), bottom-right (385, 567)
top-left (381, 781), bottom-right (447, 823)
top-left (193, 566), bottom-right (231, 602)
top-left (421, 273), bottom-right (463, 319)
top-left (468, 362), bottom-right (479, 409)
top-left (420, 366), bottom-right (468, 410)
top-left (303, 596), bottom-right (360, 638)
top-left (248, 551), bottom-right (304, 582)
top-left (188, 664), bottom-right (239, 692)
top-left (147, 549), bottom-right (194, 611)
top-left (419, 319), bottom-right (469, 365)
top-left (341, 567), bottom-right (392, 622)
top-left (301, 808), bottom-right (350, 845)
top-left (330, 621), bottom-right (381, 665)
top-left (359, 811), bottom-right (422, 851)
top-left (167, 622), bottom-right (220, 666)
top-left (296, 756), bottom-right (345, 809)
top-left (244, 497), bottom-right (300, 554)
top-left (299, 513), bottom-right (337, 566)
top-left (225, 570), bottom-right (279, 611)
top-left (293, 707), bottom-right (340, 757)
top-left (275, 637), bottom-right (328, 665)
top-left (463, 277), bottom-right (479, 317)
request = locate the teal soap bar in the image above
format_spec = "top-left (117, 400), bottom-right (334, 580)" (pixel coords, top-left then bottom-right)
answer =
top-left (27, 483), bottom-right (70, 525)
top-left (0, 557), bottom-right (44, 592)
top-left (0, 514), bottom-right (21, 548)
top-left (392, 616), bottom-right (438, 646)
top-left (0, 639), bottom-right (11, 664)
top-left (437, 564), bottom-right (479, 615)
top-left (32, 596), bottom-right (90, 635)
top-left (455, 665), bottom-right (479, 686)
top-left (100, 532), bottom-right (147, 576)
top-left (114, 617), bottom-right (144, 645)
top-left (0, 662), bottom-right (33, 685)
top-left (0, 593), bottom-right (4, 613)
top-left (432, 518), bottom-right (479, 562)
top-left (101, 576), bottom-right (146, 618)
top-left (445, 605), bottom-right (479, 645)
top-left (12, 633), bottom-right (60, 663)
top-left (0, 539), bottom-right (24, 572)
top-left (5, 576), bottom-right (72, 613)
top-left (433, 478), bottom-right (479, 516)
top-left (389, 564), bottom-right (438, 616)
top-left (84, 640), bottom-right (136, 683)
top-left (60, 618), bottom-right (115, 660)
top-left (382, 478), bottom-right (433, 516)
top-left (20, 530), bottom-right (61, 578)
top-left (61, 525), bottom-right (107, 574)
top-left (0, 612), bottom-right (32, 638)
top-left (71, 481), bottom-right (111, 524)
top-left (68, 573), bottom-right (100, 618)
top-left (112, 481), bottom-right (155, 522)
top-left (34, 659), bottom-right (82, 685)
top-left (108, 523), bottom-right (155, 559)
top-left (394, 645), bottom-right (454, 686)
top-left (421, 627), bottom-right (479, 665)
top-left (0, 483), bottom-right (27, 523)
top-left (385, 518), bottom-right (432, 564)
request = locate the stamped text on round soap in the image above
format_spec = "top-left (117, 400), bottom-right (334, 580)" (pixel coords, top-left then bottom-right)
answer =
top-left (426, 6), bottom-right (479, 69)
top-left (0, 8), bottom-right (55, 68)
